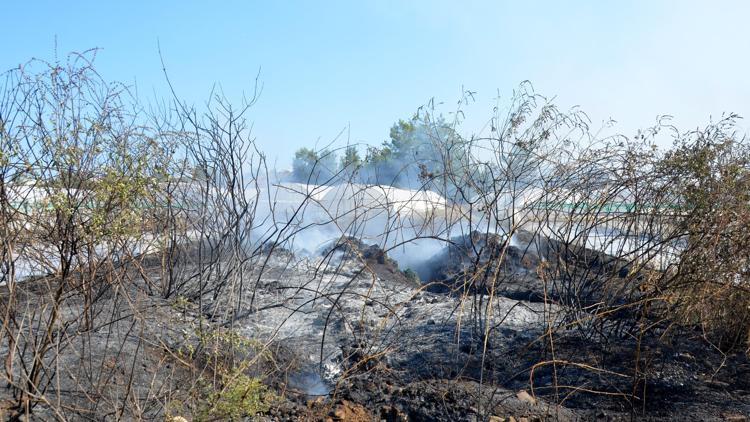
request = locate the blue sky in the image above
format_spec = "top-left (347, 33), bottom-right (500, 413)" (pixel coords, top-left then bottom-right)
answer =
top-left (3, 1), bottom-right (749, 168)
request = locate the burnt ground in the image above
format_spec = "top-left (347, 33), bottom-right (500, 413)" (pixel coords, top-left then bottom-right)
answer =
top-left (1, 235), bottom-right (748, 421)
top-left (260, 234), bottom-right (750, 421)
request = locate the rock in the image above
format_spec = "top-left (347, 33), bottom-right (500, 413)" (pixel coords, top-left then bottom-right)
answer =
top-left (327, 400), bottom-right (372, 421)
top-left (380, 405), bottom-right (409, 421)
top-left (516, 390), bottom-right (537, 405)
top-left (307, 396), bottom-right (326, 408)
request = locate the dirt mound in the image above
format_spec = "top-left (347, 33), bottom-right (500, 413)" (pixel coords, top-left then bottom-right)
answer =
top-left (322, 236), bottom-right (420, 287)
top-left (419, 230), bottom-right (647, 309)
top-left (418, 231), bottom-right (546, 301)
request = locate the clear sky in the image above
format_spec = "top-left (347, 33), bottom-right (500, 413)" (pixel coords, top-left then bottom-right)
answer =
top-left (3, 1), bottom-right (749, 168)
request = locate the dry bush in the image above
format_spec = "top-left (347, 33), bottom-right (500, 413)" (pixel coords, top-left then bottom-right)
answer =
top-left (414, 89), bottom-right (750, 414)
top-left (0, 50), bottom-right (293, 420)
top-left (650, 116), bottom-right (750, 352)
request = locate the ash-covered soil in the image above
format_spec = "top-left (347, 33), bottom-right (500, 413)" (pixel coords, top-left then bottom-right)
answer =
top-left (2, 233), bottom-right (749, 421)
top-left (239, 234), bottom-right (750, 421)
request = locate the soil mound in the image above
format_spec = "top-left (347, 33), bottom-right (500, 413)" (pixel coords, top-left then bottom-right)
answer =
top-left (321, 236), bottom-right (420, 287)
top-left (419, 230), bottom-right (547, 301)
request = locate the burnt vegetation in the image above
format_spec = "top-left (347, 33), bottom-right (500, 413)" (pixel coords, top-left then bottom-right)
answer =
top-left (0, 52), bottom-right (749, 421)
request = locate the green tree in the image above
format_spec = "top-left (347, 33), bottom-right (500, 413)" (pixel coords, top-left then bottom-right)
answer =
top-left (339, 145), bottom-right (361, 170)
top-left (361, 116), bottom-right (465, 190)
top-left (291, 147), bottom-right (338, 183)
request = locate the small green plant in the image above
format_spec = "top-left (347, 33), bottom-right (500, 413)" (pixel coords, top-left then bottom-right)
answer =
top-left (172, 295), bottom-right (191, 312)
top-left (197, 373), bottom-right (273, 421)
top-left (403, 268), bottom-right (420, 285)
top-left (173, 325), bottom-right (277, 420)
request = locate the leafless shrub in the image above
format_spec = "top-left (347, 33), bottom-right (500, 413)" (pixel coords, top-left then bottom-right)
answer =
top-left (649, 116), bottom-right (750, 352)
